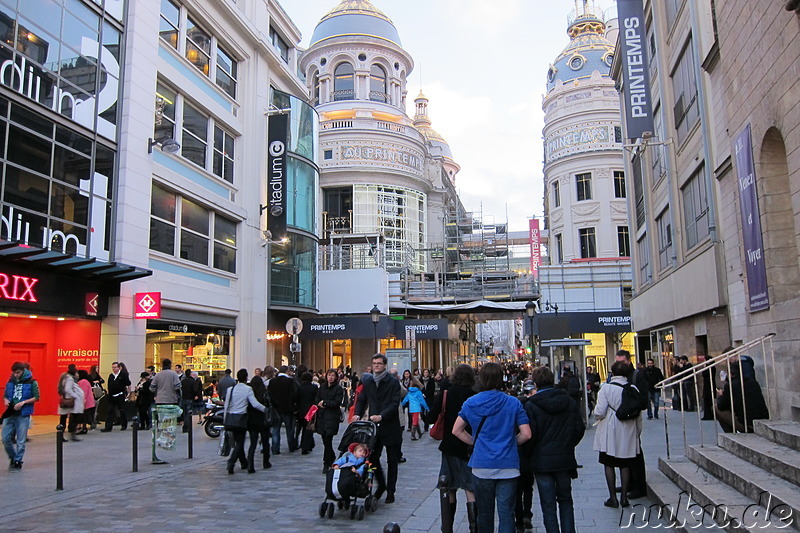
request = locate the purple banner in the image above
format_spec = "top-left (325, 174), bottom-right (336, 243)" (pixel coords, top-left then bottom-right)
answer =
top-left (734, 125), bottom-right (769, 312)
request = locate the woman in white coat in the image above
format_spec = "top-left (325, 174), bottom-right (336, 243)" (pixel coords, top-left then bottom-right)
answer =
top-left (592, 361), bottom-right (642, 508)
top-left (58, 364), bottom-right (85, 442)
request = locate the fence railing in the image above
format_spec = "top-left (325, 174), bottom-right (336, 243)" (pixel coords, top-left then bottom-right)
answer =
top-left (654, 333), bottom-right (776, 459)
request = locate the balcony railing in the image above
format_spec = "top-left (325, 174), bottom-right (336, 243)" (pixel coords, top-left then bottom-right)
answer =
top-left (332, 89), bottom-right (355, 101)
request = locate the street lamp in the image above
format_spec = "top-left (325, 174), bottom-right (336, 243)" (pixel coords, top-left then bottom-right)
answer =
top-left (370, 304), bottom-right (381, 353)
top-left (525, 300), bottom-right (537, 361)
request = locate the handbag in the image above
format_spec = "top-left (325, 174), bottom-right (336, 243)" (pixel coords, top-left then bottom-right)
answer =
top-left (92, 385), bottom-right (104, 400)
top-left (307, 410), bottom-right (319, 433)
top-left (218, 430), bottom-right (231, 456)
top-left (59, 396), bottom-right (75, 409)
top-left (223, 386), bottom-right (249, 430)
top-left (429, 390), bottom-right (447, 441)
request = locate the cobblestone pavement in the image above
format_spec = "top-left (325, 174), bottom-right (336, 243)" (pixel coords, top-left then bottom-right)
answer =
top-left (0, 408), bottom-right (699, 532)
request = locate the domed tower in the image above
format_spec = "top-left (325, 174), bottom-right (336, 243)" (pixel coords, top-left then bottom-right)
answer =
top-left (413, 92), bottom-right (460, 184)
top-left (300, 1), bottom-right (437, 273)
top-left (542, 0), bottom-right (628, 264)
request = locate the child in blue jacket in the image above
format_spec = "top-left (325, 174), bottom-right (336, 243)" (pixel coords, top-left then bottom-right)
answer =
top-left (401, 378), bottom-right (430, 440)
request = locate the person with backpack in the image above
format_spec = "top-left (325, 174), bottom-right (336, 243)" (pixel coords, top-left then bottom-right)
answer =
top-left (592, 361), bottom-right (642, 508)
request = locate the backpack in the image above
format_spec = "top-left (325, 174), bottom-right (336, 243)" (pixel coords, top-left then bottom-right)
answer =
top-left (610, 382), bottom-right (643, 421)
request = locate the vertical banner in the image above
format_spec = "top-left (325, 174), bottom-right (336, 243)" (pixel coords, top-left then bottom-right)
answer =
top-left (267, 113), bottom-right (289, 241)
top-left (617, 0), bottom-right (654, 140)
top-left (529, 218), bottom-right (540, 280)
top-left (734, 125), bottom-right (769, 312)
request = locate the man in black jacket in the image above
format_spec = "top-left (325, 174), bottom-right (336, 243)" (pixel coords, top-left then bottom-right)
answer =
top-left (268, 365), bottom-right (298, 454)
top-left (643, 359), bottom-right (665, 419)
top-left (524, 366), bottom-right (585, 533)
top-left (355, 353), bottom-right (402, 504)
top-left (101, 362), bottom-right (130, 432)
top-left (180, 369), bottom-right (201, 432)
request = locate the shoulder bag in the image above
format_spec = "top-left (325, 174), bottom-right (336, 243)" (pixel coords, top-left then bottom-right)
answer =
top-left (223, 386), bottom-right (249, 430)
top-left (467, 415), bottom-right (488, 455)
top-left (59, 396), bottom-right (75, 409)
top-left (263, 392), bottom-right (278, 427)
top-left (429, 390), bottom-right (447, 441)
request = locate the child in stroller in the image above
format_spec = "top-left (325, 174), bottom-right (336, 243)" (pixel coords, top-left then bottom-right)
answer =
top-left (318, 421), bottom-right (379, 520)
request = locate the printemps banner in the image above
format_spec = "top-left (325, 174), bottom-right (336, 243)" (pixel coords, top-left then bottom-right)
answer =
top-left (616, 0), bottom-right (654, 140)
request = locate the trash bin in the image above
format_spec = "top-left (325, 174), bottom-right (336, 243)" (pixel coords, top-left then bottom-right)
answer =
top-left (151, 404), bottom-right (183, 463)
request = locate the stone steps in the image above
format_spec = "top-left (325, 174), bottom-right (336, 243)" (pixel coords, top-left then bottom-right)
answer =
top-left (754, 419), bottom-right (800, 453)
top-left (657, 456), bottom-right (796, 532)
top-left (687, 444), bottom-right (800, 529)
top-left (719, 432), bottom-right (800, 486)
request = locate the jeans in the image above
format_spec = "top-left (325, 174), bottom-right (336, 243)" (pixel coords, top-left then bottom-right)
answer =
top-left (647, 391), bottom-right (661, 418)
top-left (2, 414), bottom-right (30, 463)
top-left (473, 475), bottom-right (518, 533)
top-left (536, 471), bottom-right (576, 533)
top-left (271, 412), bottom-right (296, 454)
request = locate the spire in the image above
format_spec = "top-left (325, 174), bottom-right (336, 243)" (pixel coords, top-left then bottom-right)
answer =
top-left (413, 92), bottom-right (431, 128)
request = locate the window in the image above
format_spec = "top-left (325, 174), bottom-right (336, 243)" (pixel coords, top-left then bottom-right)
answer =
top-left (652, 104), bottom-right (666, 181)
top-left (323, 150), bottom-right (333, 160)
top-left (579, 227), bottom-right (596, 258)
top-left (312, 71), bottom-right (321, 106)
top-left (150, 184), bottom-right (237, 273)
top-left (552, 180), bottom-right (560, 208)
top-left (156, 81), bottom-right (236, 182)
top-left (664, 0), bottom-right (684, 28)
top-left (618, 226), bottom-right (631, 257)
top-left (215, 46), bottom-right (237, 98)
top-left (637, 234), bottom-right (652, 286)
top-left (269, 27), bottom-right (289, 63)
top-left (576, 173), bottom-right (592, 201)
top-left (632, 153), bottom-right (645, 229)
top-left (682, 167), bottom-right (709, 249)
top-left (614, 171), bottom-right (626, 198)
top-left (555, 233), bottom-right (563, 263)
top-left (672, 39), bottom-right (699, 144)
top-left (656, 209), bottom-right (673, 270)
top-left (334, 63), bottom-right (355, 101)
top-left (158, 2), bottom-right (239, 98)
top-left (213, 126), bottom-right (234, 183)
top-left (369, 64), bottom-right (388, 103)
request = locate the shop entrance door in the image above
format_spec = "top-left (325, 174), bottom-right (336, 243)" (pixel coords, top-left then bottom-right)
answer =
top-left (1, 343), bottom-right (48, 412)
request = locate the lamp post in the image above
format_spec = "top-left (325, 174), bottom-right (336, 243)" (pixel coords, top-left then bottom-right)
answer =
top-left (370, 304), bottom-right (381, 353)
top-left (525, 300), bottom-right (537, 362)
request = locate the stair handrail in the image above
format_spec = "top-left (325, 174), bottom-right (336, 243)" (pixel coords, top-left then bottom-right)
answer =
top-left (654, 332), bottom-right (776, 459)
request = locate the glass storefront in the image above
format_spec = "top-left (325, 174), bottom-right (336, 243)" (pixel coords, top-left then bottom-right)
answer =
top-left (146, 322), bottom-right (234, 380)
top-left (270, 233), bottom-right (316, 308)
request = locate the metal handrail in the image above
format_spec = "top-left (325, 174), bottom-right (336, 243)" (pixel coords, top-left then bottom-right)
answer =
top-left (654, 333), bottom-right (776, 459)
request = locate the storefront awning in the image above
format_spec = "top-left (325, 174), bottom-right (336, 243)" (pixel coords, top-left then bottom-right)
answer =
top-left (0, 241), bottom-right (151, 283)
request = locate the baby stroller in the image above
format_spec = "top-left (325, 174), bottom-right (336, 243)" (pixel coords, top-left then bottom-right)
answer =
top-left (318, 421), bottom-right (379, 520)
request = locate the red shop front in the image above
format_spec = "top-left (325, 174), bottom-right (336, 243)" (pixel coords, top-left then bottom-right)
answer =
top-left (0, 244), bottom-right (151, 415)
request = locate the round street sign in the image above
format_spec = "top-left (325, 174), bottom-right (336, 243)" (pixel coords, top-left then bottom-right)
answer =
top-left (286, 317), bottom-right (303, 334)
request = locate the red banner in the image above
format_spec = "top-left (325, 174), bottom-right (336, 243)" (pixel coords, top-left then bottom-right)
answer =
top-left (134, 292), bottom-right (161, 318)
top-left (529, 218), bottom-right (540, 280)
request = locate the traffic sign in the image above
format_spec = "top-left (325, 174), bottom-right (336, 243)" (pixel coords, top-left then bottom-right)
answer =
top-left (286, 317), bottom-right (303, 334)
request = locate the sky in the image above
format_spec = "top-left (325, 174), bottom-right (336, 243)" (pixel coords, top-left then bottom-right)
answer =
top-left (278, 0), bottom-right (616, 232)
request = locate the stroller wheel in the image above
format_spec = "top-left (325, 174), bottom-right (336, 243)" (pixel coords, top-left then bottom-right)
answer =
top-left (357, 505), bottom-right (365, 520)
top-left (369, 496), bottom-right (378, 512)
top-left (337, 500), bottom-right (344, 509)
top-left (326, 502), bottom-right (335, 519)
top-left (319, 503), bottom-right (327, 518)
top-left (350, 504), bottom-right (358, 519)
top-left (364, 495), bottom-right (373, 512)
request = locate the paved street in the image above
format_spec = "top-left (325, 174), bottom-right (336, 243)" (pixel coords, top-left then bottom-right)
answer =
top-left (0, 408), bottom-right (708, 532)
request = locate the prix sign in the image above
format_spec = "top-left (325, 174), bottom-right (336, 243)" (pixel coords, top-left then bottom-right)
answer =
top-left (0, 273), bottom-right (38, 302)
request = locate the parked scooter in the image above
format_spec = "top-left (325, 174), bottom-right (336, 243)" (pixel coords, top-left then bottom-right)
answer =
top-left (202, 402), bottom-right (225, 438)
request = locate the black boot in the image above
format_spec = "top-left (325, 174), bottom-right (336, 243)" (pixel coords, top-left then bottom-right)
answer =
top-left (442, 494), bottom-right (457, 533)
top-left (466, 502), bottom-right (478, 533)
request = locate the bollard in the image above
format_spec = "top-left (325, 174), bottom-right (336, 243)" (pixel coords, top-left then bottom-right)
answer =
top-left (438, 474), bottom-right (453, 533)
top-left (55, 424), bottom-right (64, 490)
top-left (383, 523), bottom-right (401, 533)
top-left (186, 407), bottom-right (193, 459)
top-left (131, 416), bottom-right (139, 472)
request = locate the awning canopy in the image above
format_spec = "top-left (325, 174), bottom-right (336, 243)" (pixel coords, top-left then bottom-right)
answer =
top-left (0, 241), bottom-right (152, 283)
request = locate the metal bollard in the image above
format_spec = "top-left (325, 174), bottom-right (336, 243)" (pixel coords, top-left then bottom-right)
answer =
top-left (131, 416), bottom-right (139, 472)
top-left (438, 474), bottom-right (453, 533)
top-left (383, 523), bottom-right (401, 533)
top-left (56, 424), bottom-right (64, 490)
top-left (186, 407), bottom-right (193, 459)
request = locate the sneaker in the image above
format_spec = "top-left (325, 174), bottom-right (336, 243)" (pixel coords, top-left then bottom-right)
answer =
top-left (13, 461), bottom-right (22, 471)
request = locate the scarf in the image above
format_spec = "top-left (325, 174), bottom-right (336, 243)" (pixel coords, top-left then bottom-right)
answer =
top-left (373, 369), bottom-right (388, 385)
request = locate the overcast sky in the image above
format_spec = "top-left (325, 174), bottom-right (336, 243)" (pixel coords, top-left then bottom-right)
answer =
top-left (278, 0), bottom-right (616, 231)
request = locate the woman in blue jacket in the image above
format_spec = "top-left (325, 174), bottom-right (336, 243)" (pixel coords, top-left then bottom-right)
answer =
top-left (401, 378), bottom-right (429, 441)
top-left (453, 363), bottom-right (531, 533)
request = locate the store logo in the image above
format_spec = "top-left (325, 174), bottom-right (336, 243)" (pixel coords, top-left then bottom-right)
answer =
top-left (0, 273), bottom-right (38, 302)
top-left (269, 140), bottom-right (285, 216)
top-left (134, 292), bottom-right (161, 319)
top-left (85, 293), bottom-right (98, 316)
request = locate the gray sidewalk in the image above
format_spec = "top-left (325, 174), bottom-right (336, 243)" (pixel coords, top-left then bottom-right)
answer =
top-left (0, 409), bottom-right (700, 532)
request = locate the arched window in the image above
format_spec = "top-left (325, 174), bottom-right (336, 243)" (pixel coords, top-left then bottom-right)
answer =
top-left (311, 70), bottom-right (321, 105)
top-left (369, 64), bottom-right (387, 103)
top-left (333, 62), bottom-right (354, 101)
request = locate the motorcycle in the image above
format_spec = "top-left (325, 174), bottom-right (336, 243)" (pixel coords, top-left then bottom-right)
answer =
top-left (202, 402), bottom-right (225, 438)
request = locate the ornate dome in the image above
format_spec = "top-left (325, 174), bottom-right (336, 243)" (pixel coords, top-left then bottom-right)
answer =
top-left (546, 7), bottom-right (614, 91)
top-left (413, 92), bottom-right (453, 160)
top-left (310, 0), bottom-right (402, 46)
